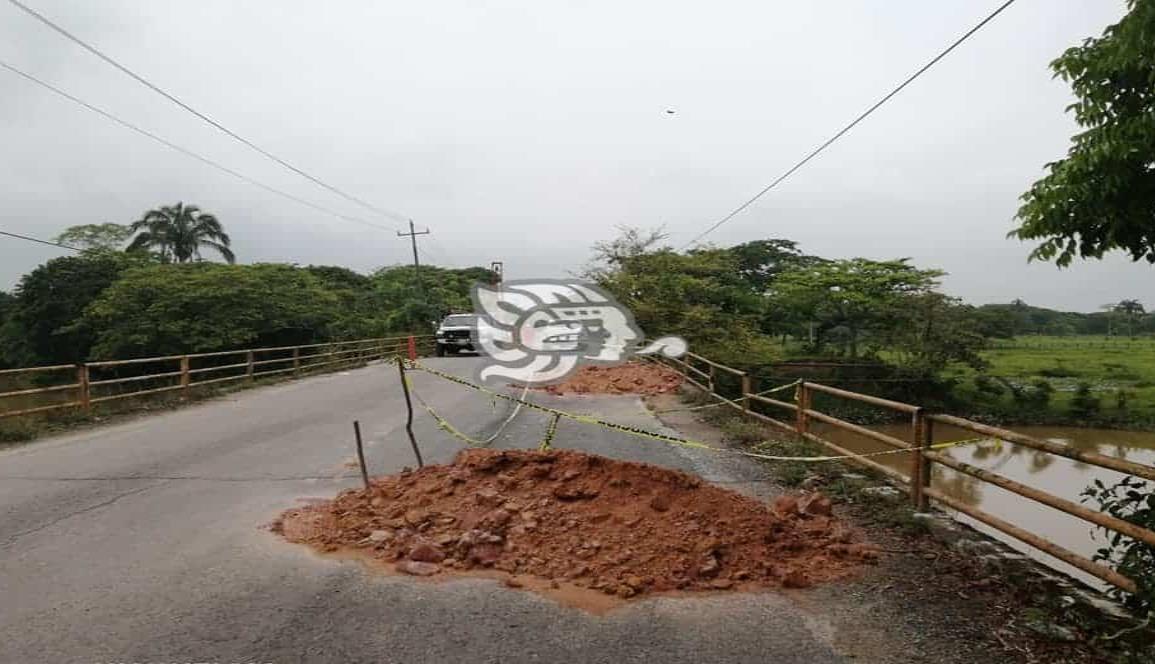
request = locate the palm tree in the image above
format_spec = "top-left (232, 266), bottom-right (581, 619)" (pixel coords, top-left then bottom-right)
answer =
top-left (127, 203), bottom-right (235, 264)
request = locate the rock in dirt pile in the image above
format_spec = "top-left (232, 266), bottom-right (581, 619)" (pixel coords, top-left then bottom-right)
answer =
top-left (273, 449), bottom-right (876, 598)
top-left (529, 362), bottom-right (683, 396)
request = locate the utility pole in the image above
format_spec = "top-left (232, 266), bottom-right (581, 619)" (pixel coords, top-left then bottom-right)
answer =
top-left (397, 219), bottom-right (430, 296)
top-left (398, 220), bottom-right (431, 330)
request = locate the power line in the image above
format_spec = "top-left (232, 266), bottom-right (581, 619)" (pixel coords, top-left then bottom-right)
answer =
top-left (5, 0), bottom-right (408, 225)
top-left (681, 0), bottom-right (1018, 249)
top-left (0, 59), bottom-right (400, 237)
top-left (0, 229), bottom-right (81, 252)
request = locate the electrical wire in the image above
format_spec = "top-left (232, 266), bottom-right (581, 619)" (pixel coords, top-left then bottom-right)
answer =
top-left (5, 0), bottom-right (408, 224)
top-left (681, 0), bottom-right (1018, 249)
top-left (0, 229), bottom-right (81, 252)
top-left (0, 59), bottom-right (399, 236)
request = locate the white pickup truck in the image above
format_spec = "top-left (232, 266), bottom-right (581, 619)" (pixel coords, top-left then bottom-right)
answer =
top-left (434, 314), bottom-right (479, 356)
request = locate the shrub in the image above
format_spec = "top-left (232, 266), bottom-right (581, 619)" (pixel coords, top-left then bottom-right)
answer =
top-left (1069, 382), bottom-right (1101, 419)
top-left (1026, 379), bottom-right (1054, 407)
top-left (1082, 477), bottom-right (1155, 613)
top-left (973, 374), bottom-right (1005, 397)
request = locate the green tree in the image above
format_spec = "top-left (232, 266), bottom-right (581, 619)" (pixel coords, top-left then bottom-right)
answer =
top-left (127, 203), bottom-right (235, 264)
top-left (590, 239), bottom-right (776, 366)
top-left (884, 294), bottom-right (988, 376)
top-left (725, 239), bottom-right (824, 293)
top-left (1114, 299), bottom-right (1146, 337)
top-left (368, 264), bottom-right (496, 333)
top-left (53, 223), bottom-right (134, 251)
top-left (0, 253), bottom-right (144, 365)
top-left (769, 258), bottom-right (944, 357)
top-left (0, 291), bottom-right (15, 369)
top-left (1011, 0), bottom-right (1155, 265)
top-left (82, 263), bottom-right (340, 358)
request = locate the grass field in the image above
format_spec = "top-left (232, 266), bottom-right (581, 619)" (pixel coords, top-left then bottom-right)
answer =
top-left (944, 335), bottom-right (1155, 426)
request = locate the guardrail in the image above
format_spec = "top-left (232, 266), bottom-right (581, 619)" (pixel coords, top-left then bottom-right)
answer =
top-left (658, 355), bottom-right (1155, 595)
top-left (0, 335), bottom-right (436, 421)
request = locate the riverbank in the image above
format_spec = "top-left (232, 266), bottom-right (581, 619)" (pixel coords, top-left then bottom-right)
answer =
top-left (650, 389), bottom-right (1154, 661)
top-left (943, 334), bottom-right (1155, 430)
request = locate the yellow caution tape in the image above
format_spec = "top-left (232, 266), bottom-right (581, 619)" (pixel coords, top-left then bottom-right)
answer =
top-left (539, 413), bottom-right (561, 451)
top-left (404, 359), bottom-right (986, 464)
top-left (405, 368), bottom-right (529, 447)
top-left (652, 379), bottom-right (802, 413)
top-left (407, 377), bottom-right (493, 447)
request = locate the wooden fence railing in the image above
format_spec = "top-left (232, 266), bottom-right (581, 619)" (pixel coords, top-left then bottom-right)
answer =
top-left (658, 354), bottom-right (1155, 595)
top-left (0, 335), bottom-right (436, 421)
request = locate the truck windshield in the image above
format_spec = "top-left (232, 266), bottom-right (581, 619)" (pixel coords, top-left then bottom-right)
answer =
top-left (442, 315), bottom-right (476, 327)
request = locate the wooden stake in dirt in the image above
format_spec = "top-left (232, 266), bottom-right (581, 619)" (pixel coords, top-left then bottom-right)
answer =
top-left (396, 359), bottom-right (425, 468)
top-left (353, 420), bottom-right (370, 490)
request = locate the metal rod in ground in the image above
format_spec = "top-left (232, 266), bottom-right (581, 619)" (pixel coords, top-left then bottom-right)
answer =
top-left (396, 359), bottom-right (425, 468)
top-left (353, 420), bottom-right (370, 490)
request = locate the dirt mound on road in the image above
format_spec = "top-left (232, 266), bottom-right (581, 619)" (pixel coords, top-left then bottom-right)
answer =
top-left (528, 362), bottom-right (683, 396)
top-left (274, 449), bottom-right (875, 605)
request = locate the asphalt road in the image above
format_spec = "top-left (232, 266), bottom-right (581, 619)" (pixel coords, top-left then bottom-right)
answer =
top-left (0, 357), bottom-right (847, 664)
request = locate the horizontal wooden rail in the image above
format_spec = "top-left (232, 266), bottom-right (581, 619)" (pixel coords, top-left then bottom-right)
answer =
top-left (746, 393), bottom-right (797, 411)
top-left (801, 431), bottom-right (909, 485)
top-left (806, 382), bottom-right (919, 413)
top-left (183, 349), bottom-right (249, 360)
top-left (685, 352), bottom-right (745, 376)
top-left (90, 383), bottom-right (185, 404)
top-left (87, 356), bottom-right (179, 369)
top-left (0, 364), bottom-right (74, 376)
top-left (89, 370), bottom-right (184, 387)
top-left (669, 356), bottom-right (710, 381)
top-left (924, 487), bottom-right (1136, 593)
top-left (925, 450), bottom-right (1155, 550)
top-left (252, 365), bottom-right (298, 377)
top-left (189, 374), bottom-right (249, 388)
top-left (804, 409), bottom-right (910, 450)
top-left (0, 382), bottom-right (80, 399)
top-left (187, 362), bottom-right (250, 376)
top-left (744, 409), bottom-right (795, 433)
top-left (0, 401), bottom-right (82, 419)
top-left (251, 356), bottom-right (295, 368)
top-left (0, 335), bottom-right (427, 422)
top-left (928, 414), bottom-right (1155, 482)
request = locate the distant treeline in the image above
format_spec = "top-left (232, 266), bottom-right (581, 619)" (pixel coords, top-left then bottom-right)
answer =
top-left (0, 251), bottom-right (492, 369)
top-left (974, 301), bottom-right (1154, 338)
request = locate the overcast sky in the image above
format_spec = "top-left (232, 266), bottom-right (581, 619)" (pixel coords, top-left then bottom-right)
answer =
top-left (1, 0), bottom-right (1147, 312)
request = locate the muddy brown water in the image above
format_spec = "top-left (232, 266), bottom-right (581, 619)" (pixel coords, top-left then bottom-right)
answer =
top-left (814, 423), bottom-right (1155, 589)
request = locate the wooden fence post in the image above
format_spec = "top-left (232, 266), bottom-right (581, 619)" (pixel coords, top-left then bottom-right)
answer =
top-left (911, 408), bottom-right (926, 510)
top-left (915, 415), bottom-right (934, 511)
top-left (795, 382), bottom-right (810, 436)
top-left (292, 347), bottom-right (301, 375)
top-left (77, 364), bottom-right (91, 413)
top-left (180, 356), bottom-right (190, 397)
top-left (246, 351), bottom-right (255, 380)
top-left (741, 373), bottom-right (751, 414)
top-left (407, 336), bottom-right (417, 362)
top-left (708, 364), bottom-right (716, 394)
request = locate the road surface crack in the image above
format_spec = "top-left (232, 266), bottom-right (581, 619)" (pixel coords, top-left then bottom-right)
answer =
top-left (0, 481), bottom-right (164, 550)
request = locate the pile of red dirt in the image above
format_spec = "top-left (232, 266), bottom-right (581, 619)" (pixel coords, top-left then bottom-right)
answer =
top-left (273, 449), bottom-right (876, 600)
top-left (531, 362), bottom-right (683, 396)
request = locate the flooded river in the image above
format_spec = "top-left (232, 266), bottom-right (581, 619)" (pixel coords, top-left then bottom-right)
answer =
top-left (815, 423), bottom-right (1155, 588)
